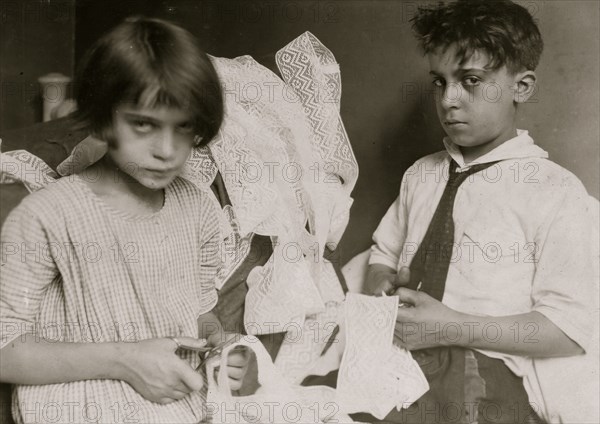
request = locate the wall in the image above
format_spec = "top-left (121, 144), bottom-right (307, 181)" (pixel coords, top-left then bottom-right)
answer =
top-left (71, 0), bottom-right (600, 264)
top-left (0, 0), bottom-right (75, 130)
top-left (522, 1), bottom-right (599, 202)
top-left (0, 3), bottom-right (75, 418)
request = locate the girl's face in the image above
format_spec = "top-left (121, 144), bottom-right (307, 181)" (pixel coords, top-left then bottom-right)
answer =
top-left (108, 103), bottom-right (196, 190)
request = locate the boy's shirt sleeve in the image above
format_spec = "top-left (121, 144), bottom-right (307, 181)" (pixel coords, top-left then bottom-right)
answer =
top-left (0, 201), bottom-right (59, 349)
top-left (530, 181), bottom-right (598, 352)
top-left (369, 171), bottom-right (410, 270)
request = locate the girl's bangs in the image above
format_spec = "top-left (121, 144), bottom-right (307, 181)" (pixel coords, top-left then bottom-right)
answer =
top-left (124, 80), bottom-right (192, 111)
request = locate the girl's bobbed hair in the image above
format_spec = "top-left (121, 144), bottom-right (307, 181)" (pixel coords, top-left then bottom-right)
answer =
top-left (74, 16), bottom-right (223, 146)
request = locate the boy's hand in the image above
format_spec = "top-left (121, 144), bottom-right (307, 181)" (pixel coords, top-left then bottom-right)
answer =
top-left (206, 332), bottom-right (249, 391)
top-left (393, 288), bottom-right (462, 350)
top-left (119, 337), bottom-right (207, 404)
top-left (371, 266), bottom-right (411, 296)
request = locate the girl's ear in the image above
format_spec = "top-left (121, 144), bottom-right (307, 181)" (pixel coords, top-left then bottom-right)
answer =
top-left (95, 125), bottom-right (115, 148)
top-left (513, 71), bottom-right (537, 104)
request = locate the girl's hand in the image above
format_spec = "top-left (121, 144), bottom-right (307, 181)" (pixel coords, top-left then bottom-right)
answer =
top-left (119, 337), bottom-right (207, 404)
top-left (393, 288), bottom-right (462, 350)
top-left (206, 332), bottom-right (249, 391)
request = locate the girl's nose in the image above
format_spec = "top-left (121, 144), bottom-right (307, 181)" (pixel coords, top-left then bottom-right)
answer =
top-left (152, 130), bottom-right (177, 160)
top-left (440, 82), bottom-right (463, 110)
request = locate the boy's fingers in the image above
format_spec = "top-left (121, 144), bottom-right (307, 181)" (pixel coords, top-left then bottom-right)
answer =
top-left (395, 287), bottom-right (418, 305)
top-left (395, 267), bottom-right (411, 285)
top-left (374, 280), bottom-right (394, 296)
top-left (393, 331), bottom-right (408, 349)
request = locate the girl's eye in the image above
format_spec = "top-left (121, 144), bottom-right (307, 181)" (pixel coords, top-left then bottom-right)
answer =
top-left (132, 120), bottom-right (154, 133)
top-left (432, 78), bottom-right (445, 88)
top-left (177, 122), bottom-right (194, 134)
top-left (463, 76), bottom-right (481, 87)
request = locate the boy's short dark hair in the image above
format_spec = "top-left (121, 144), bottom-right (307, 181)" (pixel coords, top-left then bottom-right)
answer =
top-left (74, 17), bottom-right (223, 145)
top-left (411, 0), bottom-right (544, 73)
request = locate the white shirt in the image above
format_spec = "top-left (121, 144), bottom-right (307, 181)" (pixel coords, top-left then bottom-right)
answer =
top-left (369, 130), bottom-right (598, 418)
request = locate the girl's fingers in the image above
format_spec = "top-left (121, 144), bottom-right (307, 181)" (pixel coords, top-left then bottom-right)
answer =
top-left (157, 391), bottom-right (187, 404)
top-left (227, 366), bottom-right (246, 380)
top-left (177, 366), bottom-right (204, 392)
top-left (229, 379), bottom-right (243, 391)
top-left (226, 350), bottom-right (249, 367)
top-left (171, 380), bottom-right (194, 394)
top-left (171, 389), bottom-right (189, 400)
top-left (171, 337), bottom-right (209, 351)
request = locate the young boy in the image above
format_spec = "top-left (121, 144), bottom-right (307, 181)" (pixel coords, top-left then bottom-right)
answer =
top-left (367, 1), bottom-right (597, 423)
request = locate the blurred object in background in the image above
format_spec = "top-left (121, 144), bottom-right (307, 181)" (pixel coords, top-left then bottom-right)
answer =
top-left (51, 98), bottom-right (77, 120)
top-left (38, 73), bottom-right (73, 121)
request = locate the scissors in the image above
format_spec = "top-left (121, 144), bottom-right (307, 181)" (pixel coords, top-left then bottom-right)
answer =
top-left (195, 336), bottom-right (241, 371)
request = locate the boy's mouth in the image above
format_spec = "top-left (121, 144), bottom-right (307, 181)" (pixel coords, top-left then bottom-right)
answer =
top-left (445, 119), bottom-right (467, 125)
top-left (444, 120), bottom-right (468, 128)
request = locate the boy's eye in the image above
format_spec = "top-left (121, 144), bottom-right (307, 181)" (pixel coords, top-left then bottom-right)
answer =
top-left (432, 78), bottom-right (445, 88)
top-left (462, 76), bottom-right (481, 86)
top-left (177, 122), bottom-right (194, 134)
top-left (131, 120), bottom-right (155, 133)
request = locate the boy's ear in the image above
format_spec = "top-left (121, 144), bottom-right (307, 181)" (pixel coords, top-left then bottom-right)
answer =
top-left (513, 71), bottom-right (537, 103)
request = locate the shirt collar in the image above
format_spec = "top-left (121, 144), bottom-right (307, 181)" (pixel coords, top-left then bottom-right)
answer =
top-left (443, 129), bottom-right (549, 169)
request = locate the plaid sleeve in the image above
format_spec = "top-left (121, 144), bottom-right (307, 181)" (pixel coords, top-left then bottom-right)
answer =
top-left (195, 194), bottom-right (222, 316)
top-left (1, 200), bottom-right (58, 349)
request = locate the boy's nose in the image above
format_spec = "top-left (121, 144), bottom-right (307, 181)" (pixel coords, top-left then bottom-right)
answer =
top-left (152, 130), bottom-right (177, 160)
top-left (440, 82), bottom-right (463, 109)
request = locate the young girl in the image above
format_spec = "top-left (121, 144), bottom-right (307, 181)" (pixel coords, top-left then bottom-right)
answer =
top-left (0, 17), bottom-right (246, 423)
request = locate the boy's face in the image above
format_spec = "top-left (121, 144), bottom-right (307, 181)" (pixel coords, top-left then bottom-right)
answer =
top-left (428, 45), bottom-right (521, 162)
top-left (108, 104), bottom-right (195, 190)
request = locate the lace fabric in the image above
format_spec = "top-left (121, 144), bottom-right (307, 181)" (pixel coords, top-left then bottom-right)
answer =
top-left (206, 335), bottom-right (358, 424)
top-left (0, 139), bottom-right (59, 191)
top-left (0, 32), bottom-right (428, 419)
top-left (184, 32), bottom-right (358, 334)
top-left (338, 294), bottom-right (429, 419)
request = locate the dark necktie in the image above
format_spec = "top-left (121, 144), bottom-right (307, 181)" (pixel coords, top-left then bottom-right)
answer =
top-left (408, 159), bottom-right (500, 301)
